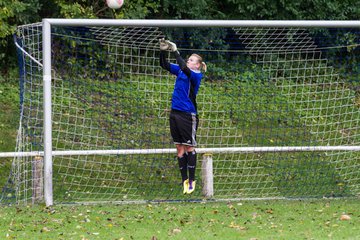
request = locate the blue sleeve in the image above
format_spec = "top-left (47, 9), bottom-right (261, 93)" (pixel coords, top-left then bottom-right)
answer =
top-left (170, 64), bottom-right (181, 76)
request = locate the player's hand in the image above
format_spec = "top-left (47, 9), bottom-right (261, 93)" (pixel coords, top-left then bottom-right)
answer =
top-left (166, 40), bottom-right (177, 52)
top-left (159, 38), bottom-right (169, 51)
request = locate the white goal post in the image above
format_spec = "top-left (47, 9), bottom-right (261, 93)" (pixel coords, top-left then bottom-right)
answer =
top-left (2, 19), bottom-right (360, 206)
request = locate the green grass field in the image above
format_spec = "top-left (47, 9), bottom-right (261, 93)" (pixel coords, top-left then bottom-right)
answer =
top-left (0, 199), bottom-right (359, 240)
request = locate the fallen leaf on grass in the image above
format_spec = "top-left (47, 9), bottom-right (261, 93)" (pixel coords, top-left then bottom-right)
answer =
top-left (229, 222), bottom-right (247, 230)
top-left (265, 209), bottom-right (273, 214)
top-left (340, 214), bottom-right (351, 221)
top-left (172, 228), bottom-right (181, 234)
top-left (227, 204), bottom-right (234, 209)
top-left (41, 227), bottom-right (50, 232)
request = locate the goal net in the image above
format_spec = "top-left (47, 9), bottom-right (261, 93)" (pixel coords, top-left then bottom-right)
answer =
top-left (3, 20), bottom-right (360, 205)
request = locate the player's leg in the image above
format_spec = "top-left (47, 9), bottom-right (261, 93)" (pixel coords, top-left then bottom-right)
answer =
top-left (181, 113), bottom-right (198, 194)
top-left (170, 111), bottom-right (189, 193)
top-left (176, 145), bottom-right (189, 194)
top-left (186, 146), bottom-right (197, 194)
top-left (176, 144), bottom-right (188, 180)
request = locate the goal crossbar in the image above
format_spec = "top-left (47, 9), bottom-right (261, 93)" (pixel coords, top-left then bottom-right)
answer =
top-left (44, 19), bottom-right (360, 28)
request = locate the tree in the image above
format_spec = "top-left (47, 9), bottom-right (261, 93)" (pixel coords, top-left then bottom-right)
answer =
top-left (0, 0), bottom-right (41, 77)
top-left (222, 0), bottom-right (360, 20)
top-left (2, 0), bottom-right (359, 78)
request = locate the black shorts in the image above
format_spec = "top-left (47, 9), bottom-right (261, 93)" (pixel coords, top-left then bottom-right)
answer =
top-left (169, 109), bottom-right (199, 146)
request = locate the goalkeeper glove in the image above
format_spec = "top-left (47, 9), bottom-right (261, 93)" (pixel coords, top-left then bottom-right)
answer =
top-left (166, 40), bottom-right (177, 52)
top-left (159, 38), bottom-right (169, 51)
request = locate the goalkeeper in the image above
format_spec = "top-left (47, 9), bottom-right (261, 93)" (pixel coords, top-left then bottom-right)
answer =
top-left (159, 38), bottom-right (207, 194)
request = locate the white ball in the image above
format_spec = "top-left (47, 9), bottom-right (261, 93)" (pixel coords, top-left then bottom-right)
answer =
top-left (106, 0), bottom-right (124, 9)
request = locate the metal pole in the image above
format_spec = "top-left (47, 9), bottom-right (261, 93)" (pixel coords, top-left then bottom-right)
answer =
top-left (202, 153), bottom-right (214, 198)
top-left (1, 145), bottom-right (360, 158)
top-left (42, 19), bottom-right (53, 206)
top-left (44, 19), bottom-right (360, 28)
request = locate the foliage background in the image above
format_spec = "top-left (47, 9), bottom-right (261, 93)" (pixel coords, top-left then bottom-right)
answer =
top-left (1, 0), bottom-right (359, 81)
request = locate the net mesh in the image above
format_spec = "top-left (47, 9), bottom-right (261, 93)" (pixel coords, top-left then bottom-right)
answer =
top-left (2, 22), bottom-right (359, 204)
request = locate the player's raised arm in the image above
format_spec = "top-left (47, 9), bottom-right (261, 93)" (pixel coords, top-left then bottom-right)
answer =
top-left (166, 40), bottom-right (192, 78)
top-left (159, 38), bottom-right (170, 71)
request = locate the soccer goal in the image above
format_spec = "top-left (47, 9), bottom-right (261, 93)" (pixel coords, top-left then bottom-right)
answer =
top-left (2, 19), bottom-right (360, 206)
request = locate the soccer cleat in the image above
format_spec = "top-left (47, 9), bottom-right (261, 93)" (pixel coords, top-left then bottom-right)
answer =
top-left (183, 179), bottom-right (189, 194)
top-left (187, 180), bottom-right (196, 194)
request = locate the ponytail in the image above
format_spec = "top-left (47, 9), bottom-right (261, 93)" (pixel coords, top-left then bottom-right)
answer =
top-left (201, 62), bottom-right (207, 72)
top-left (191, 53), bottom-right (207, 72)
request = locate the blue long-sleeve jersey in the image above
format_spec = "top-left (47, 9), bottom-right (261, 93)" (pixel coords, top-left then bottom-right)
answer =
top-left (169, 63), bottom-right (203, 114)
